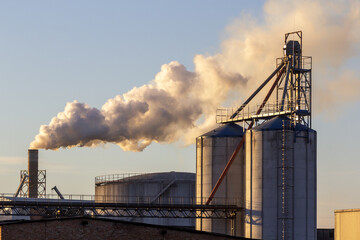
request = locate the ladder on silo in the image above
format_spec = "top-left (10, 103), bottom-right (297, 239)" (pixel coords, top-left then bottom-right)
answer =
top-left (280, 120), bottom-right (294, 240)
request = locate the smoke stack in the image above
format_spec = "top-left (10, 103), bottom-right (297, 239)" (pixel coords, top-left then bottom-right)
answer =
top-left (28, 149), bottom-right (38, 198)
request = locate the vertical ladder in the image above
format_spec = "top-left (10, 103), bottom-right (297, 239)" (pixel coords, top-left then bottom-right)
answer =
top-left (280, 120), bottom-right (294, 240)
top-left (281, 120), bottom-right (287, 240)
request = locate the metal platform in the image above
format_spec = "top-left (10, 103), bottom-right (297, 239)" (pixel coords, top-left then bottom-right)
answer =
top-left (216, 101), bottom-right (310, 125)
top-left (217, 108), bottom-right (293, 124)
top-left (0, 197), bottom-right (241, 219)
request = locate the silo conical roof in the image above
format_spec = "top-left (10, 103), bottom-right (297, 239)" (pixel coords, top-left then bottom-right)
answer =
top-left (200, 123), bottom-right (244, 137)
top-left (252, 116), bottom-right (314, 131)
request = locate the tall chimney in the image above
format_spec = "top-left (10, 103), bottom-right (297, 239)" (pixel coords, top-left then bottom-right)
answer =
top-left (28, 149), bottom-right (38, 198)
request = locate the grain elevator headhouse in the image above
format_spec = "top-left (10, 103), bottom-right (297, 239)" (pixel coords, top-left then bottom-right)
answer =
top-left (196, 31), bottom-right (316, 240)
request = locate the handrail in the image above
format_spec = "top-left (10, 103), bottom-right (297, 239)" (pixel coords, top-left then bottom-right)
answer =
top-left (0, 193), bottom-right (260, 207)
top-left (216, 100), bottom-right (310, 123)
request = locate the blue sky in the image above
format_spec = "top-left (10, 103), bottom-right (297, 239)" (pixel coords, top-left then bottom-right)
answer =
top-left (0, 0), bottom-right (359, 228)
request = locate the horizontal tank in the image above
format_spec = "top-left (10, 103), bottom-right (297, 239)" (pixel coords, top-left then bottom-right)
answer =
top-left (245, 116), bottom-right (316, 240)
top-left (95, 171), bottom-right (195, 228)
top-left (196, 123), bottom-right (245, 237)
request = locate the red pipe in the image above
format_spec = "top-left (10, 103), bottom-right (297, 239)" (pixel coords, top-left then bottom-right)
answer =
top-left (205, 65), bottom-right (286, 205)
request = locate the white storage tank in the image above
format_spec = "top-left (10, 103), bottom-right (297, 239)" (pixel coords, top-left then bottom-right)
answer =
top-left (95, 171), bottom-right (195, 228)
top-left (196, 123), bottom-right (245, 236)
top-left (245, 116), bottom-right (316, 240)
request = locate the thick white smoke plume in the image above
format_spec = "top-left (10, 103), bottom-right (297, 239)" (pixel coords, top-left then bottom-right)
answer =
top-left (31, 58), bottom-right (246, 151)
top-left (31, 0), bottom-right (360, 151)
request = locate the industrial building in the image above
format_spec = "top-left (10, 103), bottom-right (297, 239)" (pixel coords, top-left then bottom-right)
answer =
top-left (196, 31), bottom-right (316, 239)
top-left (335, 208), bottom-right (360, 240)
top-left (0, 217), bottom-right (250, 240)
top-left (0, 31), bottom-right (317, 240)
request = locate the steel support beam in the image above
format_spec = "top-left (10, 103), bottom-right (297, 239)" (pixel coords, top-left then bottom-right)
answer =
top-left (206, 66), bottom-right (286, 205)
top-left (230, 61), bottom-right (285, 119)
top-left (0, 200), bottom-right (241, 219)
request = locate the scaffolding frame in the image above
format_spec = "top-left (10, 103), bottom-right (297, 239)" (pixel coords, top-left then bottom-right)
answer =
top-left (19, 170), bottom-right (46, 198)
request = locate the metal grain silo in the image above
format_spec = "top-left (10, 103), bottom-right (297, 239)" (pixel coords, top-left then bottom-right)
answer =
top-left (196, 123), bottom-right (245, 236)
top-left (95, 171), bottom-right (195, 227)
top-left (244, 116), bottom-right (316, 240)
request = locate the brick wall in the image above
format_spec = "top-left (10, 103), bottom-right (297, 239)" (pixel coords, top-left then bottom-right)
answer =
top-left (0, 217), bottom-right (249, 240)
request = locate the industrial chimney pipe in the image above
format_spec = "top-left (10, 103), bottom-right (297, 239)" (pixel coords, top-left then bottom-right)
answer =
top-left (28, 149), bottom-right (38, 198)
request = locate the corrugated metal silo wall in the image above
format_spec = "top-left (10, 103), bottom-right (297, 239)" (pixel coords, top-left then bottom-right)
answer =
top-left (244, 128), bottom-right (317, 240)
top-left (196, 135), bottom-right (245, 237)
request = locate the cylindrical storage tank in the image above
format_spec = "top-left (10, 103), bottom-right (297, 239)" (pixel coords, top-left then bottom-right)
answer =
top-left (196, 123), bottom-right (245, 237)
top-left (245, 116), bottom-right (316, 240)
top-left (28, 149), bottom-right (38, 198)
top-left (95, 172), bottom-right (195, 228)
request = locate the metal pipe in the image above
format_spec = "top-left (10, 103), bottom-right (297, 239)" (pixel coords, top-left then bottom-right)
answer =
top-left (206, 66), bottom-right (286, 205)
top-left (281, 62), bottom-right (291, 111)
top-left (230, 61), bottom-right (285, 119)
top-left (150, 179), bottom-right (176, 203)
top-left (205, 134), bottom-right (247, 205)
top-left (51, 186), bottom-right (64, 199)
top-left (257, 67), bottom-right (286, 114)
top-left (14, 173), bottom-right (28, 197)
top-left (28, 149), bottom-right (38, 198)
